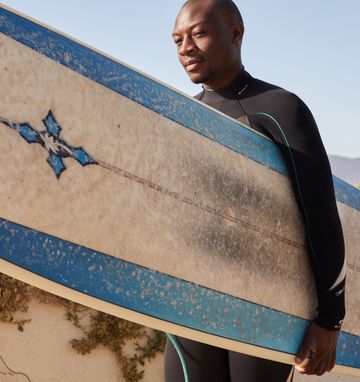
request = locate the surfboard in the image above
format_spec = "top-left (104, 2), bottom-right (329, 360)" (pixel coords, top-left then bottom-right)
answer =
top-left (0, 3), bottom-right (359, 376)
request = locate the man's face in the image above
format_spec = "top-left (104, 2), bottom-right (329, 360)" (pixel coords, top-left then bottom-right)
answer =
top-left (172, 1), bottom-right (243, 89)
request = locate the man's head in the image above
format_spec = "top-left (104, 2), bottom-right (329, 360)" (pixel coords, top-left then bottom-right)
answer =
top-left (172, 0), bottom-right (244, 90)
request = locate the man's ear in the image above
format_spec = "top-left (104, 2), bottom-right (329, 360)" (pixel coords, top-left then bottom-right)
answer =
top-left (232, 22), bottom-right (244, 44)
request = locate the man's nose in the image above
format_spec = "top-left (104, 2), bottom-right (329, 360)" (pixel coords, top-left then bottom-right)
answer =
top-left (178, 36), bottom-right (197, 56)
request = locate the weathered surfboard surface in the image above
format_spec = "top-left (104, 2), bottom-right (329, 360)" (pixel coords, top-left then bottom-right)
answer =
top-left (0, 4), bottom-right (359, 375)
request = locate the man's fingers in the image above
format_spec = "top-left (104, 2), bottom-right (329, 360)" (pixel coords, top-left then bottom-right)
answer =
top-left (305, 352), bottom-right (322, 374)
top-left (316, 359), bottom-right (330, 376)
top-left (302, 357), bottom-right (322, 375)
top-left (295, 354), bottom-right (315, 374)
top-left (295, 322), bottom-right (340, 375)
top-left (326, 353), bottom-right (336, 372)
top-left (297, 350), bottom-right (334, 376)
top-left (295, 341), bottom-right (311, 365)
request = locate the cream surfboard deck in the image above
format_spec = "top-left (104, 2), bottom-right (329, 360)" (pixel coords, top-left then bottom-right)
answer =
top-left (0, 4), bottom-right (359, 376)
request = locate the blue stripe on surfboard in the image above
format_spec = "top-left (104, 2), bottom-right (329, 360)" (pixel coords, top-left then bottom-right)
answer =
top-left (0, 218), bottom-right (359, 369)
top-left (1, 7), bottom-right (360, 212)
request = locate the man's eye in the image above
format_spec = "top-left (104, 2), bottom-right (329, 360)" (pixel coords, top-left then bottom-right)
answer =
top-left (193, 31), bottom-right (205, 37)
top-left (174, 39), bottom-right (182, 46)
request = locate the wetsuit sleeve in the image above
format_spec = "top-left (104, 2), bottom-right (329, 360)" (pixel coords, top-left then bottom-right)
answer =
top-left (249, 95), bottom-right (346, 331)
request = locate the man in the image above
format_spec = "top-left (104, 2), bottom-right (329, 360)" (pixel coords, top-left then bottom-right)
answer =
top-left (165, 0), bottom-right (346, 381)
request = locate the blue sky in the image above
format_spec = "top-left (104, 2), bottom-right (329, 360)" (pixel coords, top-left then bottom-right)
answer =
top-left (2, 0), bottom-right (360, 158)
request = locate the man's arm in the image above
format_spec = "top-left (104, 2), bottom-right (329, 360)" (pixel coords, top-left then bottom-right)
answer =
top-left (249, 94), bottom-right (345, 375)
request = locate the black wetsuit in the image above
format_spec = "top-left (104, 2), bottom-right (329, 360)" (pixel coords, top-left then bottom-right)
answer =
top-left (165, 69), bottom-right (345, 382)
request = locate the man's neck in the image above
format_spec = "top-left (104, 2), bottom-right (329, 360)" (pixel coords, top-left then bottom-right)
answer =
top-left (202, 66), bottom-right (244, 91)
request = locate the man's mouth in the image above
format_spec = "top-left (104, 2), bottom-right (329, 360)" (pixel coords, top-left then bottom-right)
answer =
top-left (185, 58), bottom-right (204, 71)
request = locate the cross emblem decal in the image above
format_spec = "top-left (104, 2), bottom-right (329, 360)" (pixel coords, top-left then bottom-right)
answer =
top-left (1, 111), bottom-right (98, 177)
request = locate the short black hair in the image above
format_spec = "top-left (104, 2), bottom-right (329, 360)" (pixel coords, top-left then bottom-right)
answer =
top-left (183, 0), bottom-right (243, 24)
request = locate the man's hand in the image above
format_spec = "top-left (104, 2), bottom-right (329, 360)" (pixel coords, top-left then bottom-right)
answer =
top-left (295, 321), bottom-right (340, 376)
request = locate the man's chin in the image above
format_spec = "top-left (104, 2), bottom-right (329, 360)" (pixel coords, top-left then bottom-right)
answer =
top-left (187, 71), bottom-right (210, 85)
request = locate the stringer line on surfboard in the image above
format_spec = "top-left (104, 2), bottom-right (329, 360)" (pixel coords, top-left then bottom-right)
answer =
top-left (0, 113), bottom-right (305, 251)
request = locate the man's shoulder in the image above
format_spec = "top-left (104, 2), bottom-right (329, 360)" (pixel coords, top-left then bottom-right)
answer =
top-left (250, 77), bottom-right (304, 108)
top-left (249, 77), bottom-right (317, 133)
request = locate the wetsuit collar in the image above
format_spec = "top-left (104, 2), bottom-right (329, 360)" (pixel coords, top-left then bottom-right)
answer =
top-left (201, 68), bottom-right (252, 99)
